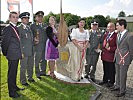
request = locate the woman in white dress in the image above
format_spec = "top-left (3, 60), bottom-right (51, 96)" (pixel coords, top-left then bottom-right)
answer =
top-left (68, 18), bottom-right (89, 81)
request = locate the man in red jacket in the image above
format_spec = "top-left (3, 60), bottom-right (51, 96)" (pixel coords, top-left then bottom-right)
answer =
top-left (99, 22), bottom-right (117, 87)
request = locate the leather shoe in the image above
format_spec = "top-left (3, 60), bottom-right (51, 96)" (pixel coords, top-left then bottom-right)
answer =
top-left (22, 83), bottom-right (29, 86)
top-left (28, 79), bottom-right (35, 82)
top-left (90, 78), bottom-right (96, 82)
top-left (37, 76), bottom-right (41, 80)
top-left (106, 83), bottom-right (114, 87)
top-left (16, 87), bottom-right (25, 91)
top-left (40, 73), bottom-right (47, 76)
top-left (115, 92), bottom-right (125, 97)
top-left (98, 81), bottom-right (107, 85)
top-left (9, 93), bottom-right (20, 98)
top-left (84, 75), bottom-right (89, 79)
top-left (110, 87), bottom-right (120, 91)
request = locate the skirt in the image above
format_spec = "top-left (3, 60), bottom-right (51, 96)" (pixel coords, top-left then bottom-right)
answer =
top-left (45, 37), bottom-right (59, 60)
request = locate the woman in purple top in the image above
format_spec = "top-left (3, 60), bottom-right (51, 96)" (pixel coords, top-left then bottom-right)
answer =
top-left (45, 16), bottom-right (59, 78)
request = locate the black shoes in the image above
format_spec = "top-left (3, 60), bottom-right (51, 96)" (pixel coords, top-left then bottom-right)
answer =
top-left (22, 83), bottom-right (29, 86)
top-left (115, 92), bottom-right (125, 97)
top-left (28, 79), bottom-right (35, 82)
top-left (84, 75), bottom-right (89, 79)
top-left (37, 76), bottom-right (41, 80)
top-left (98, 81), bottom-right (107, 85)
top-left (110, 87), bottom-right (120, 91)
top-left (98, 81), bottom-right (114, 88)
top-left (16, 87), bottom-right (25, 91)
top-left (40, 73), bottom-right (47, 76)
top-left (106, 83), bottom-right (114, 87)
top-left (90, 78), bottom-right (96, 82)
top-left (9, 93), bottom-right (20, 98)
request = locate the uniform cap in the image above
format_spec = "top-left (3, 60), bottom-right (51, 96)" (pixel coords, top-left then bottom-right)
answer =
top-left (19, 12), bottom-right (30, 19)
top-left (35, 11), bottom-right (44, 16)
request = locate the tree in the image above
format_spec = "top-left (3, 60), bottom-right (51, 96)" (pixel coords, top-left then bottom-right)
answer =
top-left (0, 21), bottom-right (5, 24)
top-left (118, 11), bottom-right (126, 17)
top-left (43, 11), bottom-right (56, 25)
top-left (43, 12), bottom-right (80, 27)
top-left (105, 15), bottom-right (112, 26)
top-left (93, 15), bottom-right (107, 27)
top-left (85, 16), bottom-right (93, 29)
top-left (128, 15), bottom-right (133, 17)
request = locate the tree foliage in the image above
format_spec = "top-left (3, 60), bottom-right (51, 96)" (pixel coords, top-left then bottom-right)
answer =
top-left (93, 15), bottom-right (107, 27)
top-left (118, 11), bottom-right (126, 17)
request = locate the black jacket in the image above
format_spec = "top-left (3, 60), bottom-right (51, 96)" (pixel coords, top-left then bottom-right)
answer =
top-left (46, 26), bottom-right (58, 47)
top-left (1, 24), bottom-right (22, 60)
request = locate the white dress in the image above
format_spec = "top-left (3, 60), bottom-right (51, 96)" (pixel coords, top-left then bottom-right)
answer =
top-left (67, 28), bottom-right (89, 81)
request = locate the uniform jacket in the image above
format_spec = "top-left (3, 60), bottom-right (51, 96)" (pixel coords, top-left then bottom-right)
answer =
top-left (101, 32), bottom-right (117, 62)
top-left (114, 31), bottom-right (133, 65)
top-left (18, 24), bottom-right (34, 57)
top-left (86, 29), bottom-right (103, 55)
top-left (1, 24), bottom-right (22, 60)
top-left (30, 23), bottom-right (47, 52)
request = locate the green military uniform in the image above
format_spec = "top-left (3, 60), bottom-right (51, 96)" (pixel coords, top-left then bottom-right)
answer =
top-left (30, 22), bottom-right (47, 78)
top-left (85, 29), bottom-right (103, 80)
top-left (18, 23), bottom-right (34, 84)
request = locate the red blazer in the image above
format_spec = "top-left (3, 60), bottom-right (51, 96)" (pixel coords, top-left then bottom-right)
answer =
top-left (101, 32), bottom-right (117, 62)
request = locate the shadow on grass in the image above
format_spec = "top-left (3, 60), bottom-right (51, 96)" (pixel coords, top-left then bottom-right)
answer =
top-left (12, 94), bottom-right (30, 100)
top-left (28, 78), bottom-right (69, 99)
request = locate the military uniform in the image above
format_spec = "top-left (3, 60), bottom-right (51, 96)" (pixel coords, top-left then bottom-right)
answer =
top-left (18, 12), bottom-right (34, 85)
top-left (85, 28), bottom-right (103, 80)
top-left (30, 11), bottom-right (47, 78)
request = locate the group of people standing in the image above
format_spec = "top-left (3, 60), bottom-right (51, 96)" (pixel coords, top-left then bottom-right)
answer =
top-left (1, 11), bottom-right (133, 98)
top-left (86, 20), bottom-right (133, 97)
top-left (1, 11), bottom-right (59, 98)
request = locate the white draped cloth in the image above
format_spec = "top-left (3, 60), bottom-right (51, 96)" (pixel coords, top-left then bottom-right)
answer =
top-left (56, 28), bottom-right (89, 81)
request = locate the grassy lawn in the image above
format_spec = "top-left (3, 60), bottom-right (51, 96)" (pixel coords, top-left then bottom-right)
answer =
top-left (1, 54), bottom-right (96, 100)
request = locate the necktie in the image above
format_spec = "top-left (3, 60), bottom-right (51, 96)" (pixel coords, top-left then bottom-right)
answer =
top-left (118, 33), bottom-right (121, 43)
top-left (106, 33), bottom-right (111, 41)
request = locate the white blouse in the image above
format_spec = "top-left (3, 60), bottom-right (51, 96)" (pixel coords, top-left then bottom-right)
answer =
top-left (70, 28), bottom-right (89, 41)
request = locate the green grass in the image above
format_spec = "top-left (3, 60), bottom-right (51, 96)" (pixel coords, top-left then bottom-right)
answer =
top-left (1, 54), bottom-right (96, 100)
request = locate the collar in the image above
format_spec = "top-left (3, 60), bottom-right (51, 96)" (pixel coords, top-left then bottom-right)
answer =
top-left (21, 23), bottom-right (27, 29)
top-left (120, 29), bottom-right (127, 38)
top-left (36, 22), bottom-right (43, 25)
top-left (92, 29), bottom-right (96, 33)
top-left (10, 22), bottom-right (16, 27)
top-left (108, 31), bottom-right (114, 37)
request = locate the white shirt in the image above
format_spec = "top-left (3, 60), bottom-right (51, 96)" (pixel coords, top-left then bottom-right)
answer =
top-left (108, 31), bottom-right (115, 39)
top-left (71, 28), bottom-right (90, 41)
top-left (120, 29), bottom-right (127, 40)
top-left (10, 22), bottom-right (16, 27)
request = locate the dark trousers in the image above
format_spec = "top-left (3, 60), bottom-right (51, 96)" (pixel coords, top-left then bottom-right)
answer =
top-left (102, 60), bottom-right (115, 84)
top-left (8, 60), bottom-right (19, 96)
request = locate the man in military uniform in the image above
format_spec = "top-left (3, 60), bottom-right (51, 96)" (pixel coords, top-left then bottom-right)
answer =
top-left (85, 21), bottom-right (103, 82)
top-left (30, 11), bottom-right (47, 79)
top-left (18, 12), bottom-right (35, 86)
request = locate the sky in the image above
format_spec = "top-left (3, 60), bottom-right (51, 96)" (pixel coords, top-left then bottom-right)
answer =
top-left (1, 0), bottom-right (133, 22)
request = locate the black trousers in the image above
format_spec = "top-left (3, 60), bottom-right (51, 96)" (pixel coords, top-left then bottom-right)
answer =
top-left (8, 59), bottom-right (19, 96)
top-left (102, 60), bottom-right (115, 84)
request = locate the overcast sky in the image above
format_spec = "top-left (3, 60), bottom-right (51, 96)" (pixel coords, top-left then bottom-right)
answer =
top-left (1, 0), bottom-right (133, 22)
